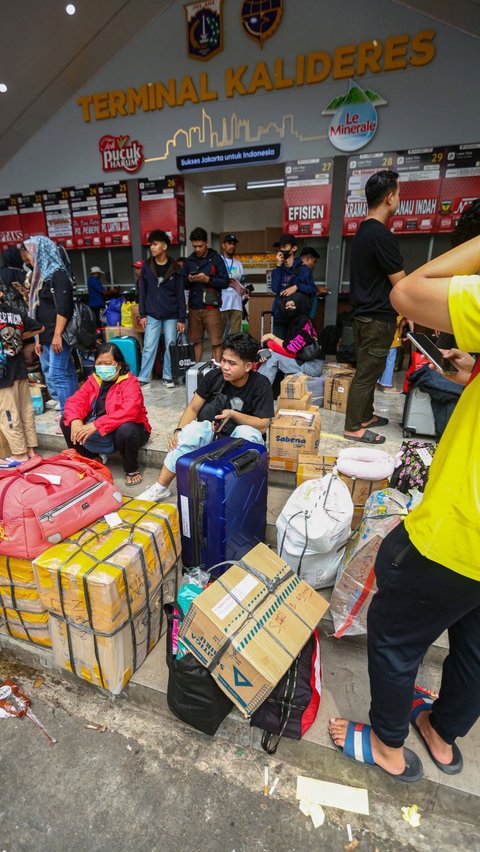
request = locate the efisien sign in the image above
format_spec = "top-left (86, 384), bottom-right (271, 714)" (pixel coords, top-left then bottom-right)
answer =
top-left (77, 30), bottom-right (436, 123)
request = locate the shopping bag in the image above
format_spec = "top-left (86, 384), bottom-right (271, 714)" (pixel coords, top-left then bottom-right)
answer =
top-left (169, 333), bottom-right (196, 380)
top-left (121, 300), bottom-right (134, 327)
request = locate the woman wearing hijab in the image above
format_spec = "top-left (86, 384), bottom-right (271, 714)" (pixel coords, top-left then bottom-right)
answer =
top-left (257, 292), bottom-right (324, 384)
top-left (23, 236), bottom-right (78, 413)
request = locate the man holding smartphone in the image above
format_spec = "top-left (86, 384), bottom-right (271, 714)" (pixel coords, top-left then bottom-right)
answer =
top-left (343, 171), bottom-right (406, 444)
top-left (183, 227), bottom-right (229, 363)
top-left (270, 235), bottom-right (317, 338)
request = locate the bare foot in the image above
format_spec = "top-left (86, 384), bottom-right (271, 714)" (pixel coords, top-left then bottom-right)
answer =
top-left (328, 718), bottom-right (407, 776)
top-left (415, 710), bottom-right (453, 764)
top-left (27, 447), bottom-right (37, 458)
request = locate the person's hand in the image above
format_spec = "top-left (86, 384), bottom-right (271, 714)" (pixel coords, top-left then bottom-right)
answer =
top-left (177, 322), bottom-right (186, 333)
top-left (189, 272), bottom-right (209, 284)
top-left (34, 341), bottom-right (43, 356)
top-left (168, 430), bottom-right (180, 451)
top-left (75, 421), bottom-right (97, 444)
top-left (70, 419), bottom-right (85, 444)
top-left (213, 409), bottom-right (234, 432)
top-left (139, 316), bottom-right (147, 330)
top-left (435, 348), bottom-right (476, 386)
top-left (400, 317), bottom-right (414, 336)
top-left (282, 285), bottom-right (297, 297)
top-left (275, 251), bottom-right (285, 267)
top-left (52, 333), bottom-right (63, 354)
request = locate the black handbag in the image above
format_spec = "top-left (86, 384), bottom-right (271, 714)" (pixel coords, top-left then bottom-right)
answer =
top-left (298, 341), bottom-right (323, 362)
top-left (164, 604), bottom-right (233, 736)
top-left (169, 333), bottom-right (196, 380)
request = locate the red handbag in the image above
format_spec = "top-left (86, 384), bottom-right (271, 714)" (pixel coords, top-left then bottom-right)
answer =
top-left (0, 451), bottom-right (122, 558)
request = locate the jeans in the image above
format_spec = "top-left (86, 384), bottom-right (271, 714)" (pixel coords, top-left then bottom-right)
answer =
top-left (378, 346), bottom-right (397, 387)
top-left (163, 420), bottom-right (264, 474)
top-left (368, 523), bottom-right (480, 748)
top-left (258, 353), bottom-right (324, 384)
top-left (138, 317), bottom-right (177, 382)
top-left (40, 343), bottom-right (78, 414)
top-left (61, 418), bottom-right (150, 474)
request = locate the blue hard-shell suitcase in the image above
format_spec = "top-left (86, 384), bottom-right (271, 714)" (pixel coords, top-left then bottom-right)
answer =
top-left (176, 436), bottom-right (268, 576)
top-left (109, 336), bottom-right (142, 377)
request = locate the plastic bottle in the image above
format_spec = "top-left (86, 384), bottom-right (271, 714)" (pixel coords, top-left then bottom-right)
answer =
top-left (29, 385), bottom-right (44, 415)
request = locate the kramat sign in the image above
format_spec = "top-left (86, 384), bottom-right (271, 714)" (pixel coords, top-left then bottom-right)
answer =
top-left (99, 134), bottom-right (144, 174)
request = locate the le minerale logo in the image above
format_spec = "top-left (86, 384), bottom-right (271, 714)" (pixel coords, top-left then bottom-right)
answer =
top-left (322, 80), bottom-right (387, 152)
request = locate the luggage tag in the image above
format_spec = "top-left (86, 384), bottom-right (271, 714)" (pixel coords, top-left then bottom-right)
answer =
top-left (104, 511), bottom-right (123, 528)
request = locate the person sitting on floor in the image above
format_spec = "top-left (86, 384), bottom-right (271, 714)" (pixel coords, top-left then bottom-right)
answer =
top-left (61, 343), bottom-right (151, 486)
top-left (257, 292), bottom-right (324, 384)
top-left (138, 332), bottom-right (274, 502)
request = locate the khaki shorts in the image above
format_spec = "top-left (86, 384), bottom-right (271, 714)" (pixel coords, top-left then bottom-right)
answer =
top-left (188, 308), bottom-right (223, 346)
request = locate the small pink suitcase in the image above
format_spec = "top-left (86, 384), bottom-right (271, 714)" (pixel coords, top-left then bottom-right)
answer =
top-left (0, 452), bottom-right (122, 558)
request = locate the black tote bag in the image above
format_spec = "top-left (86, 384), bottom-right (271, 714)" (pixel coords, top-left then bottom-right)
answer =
top-left (169, 333), bottom-right (196, 380)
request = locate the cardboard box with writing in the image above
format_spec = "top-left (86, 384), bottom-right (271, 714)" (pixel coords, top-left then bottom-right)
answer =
top-left (280, 374), bottom-right (308, 400)
top-left (269, 410), bottom-right (321, 471)
top-left (323, 373), bottom-right (354, 413)
top-left (276, 390), bottom-right (312, 411)
top-left (104, 326), bottom-right (144, 348)
top-left (178, 542), bottom-right (329, 716)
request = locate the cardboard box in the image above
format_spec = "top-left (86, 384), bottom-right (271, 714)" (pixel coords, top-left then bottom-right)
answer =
top-left (323, 373), bottom-right (354, 413)
top-left (33, 500), bottom-right (180, 634)
top-left (49, 580), bottom-right (172, 694)
top-left (269, 410), bottom-right (321, 470)
top-left (178, 543), bottom-right (329, 716)
top-left (280, 374), bottom-right (308, 400)
top-left (323, 363), bottom-right (355, 376)
top-left (104, 326), bottom-right (143, 347)
top-left (296, 454), bottom-right (337, 486)
top-left (0, 606), bottom-right (51, 647)
top-left (276, 390), bottom-right (312, 411)
top-left (129, 304), bottom-right (143, 330)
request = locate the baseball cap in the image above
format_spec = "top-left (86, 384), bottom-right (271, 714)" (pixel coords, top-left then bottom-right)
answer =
top-left (276, 234), bottom-right (298, 247)
top-left (90, 266), bottom-right (104, 274)
top-left (223, 233), bottom-right (239, 243)
top-left (131, 260), bottom-right (143, 268)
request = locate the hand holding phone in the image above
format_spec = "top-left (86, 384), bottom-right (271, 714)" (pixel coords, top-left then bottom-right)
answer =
top-left (407, 332), bottom-right (458, 374)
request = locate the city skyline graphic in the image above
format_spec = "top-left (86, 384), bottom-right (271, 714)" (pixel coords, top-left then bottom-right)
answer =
top-left (145, 107), bottom-right (327, 162)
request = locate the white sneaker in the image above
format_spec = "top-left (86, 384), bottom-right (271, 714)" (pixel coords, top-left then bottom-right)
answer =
top-left (163, 380), bottom-right (175, 389)
top-left (99, 454), bottom-right (109, 464)
top-left (139, 381), bottom-right (151, 390)
top-left (138, 482), bottom-right (171, 502)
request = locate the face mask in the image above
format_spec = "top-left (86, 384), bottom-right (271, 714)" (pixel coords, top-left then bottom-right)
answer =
top-left (284, 306), bottom-right (297, 316)
top-left (280, 250), bottom-right (290, 260)
top-left (96, 365), bottom-right (117, 381)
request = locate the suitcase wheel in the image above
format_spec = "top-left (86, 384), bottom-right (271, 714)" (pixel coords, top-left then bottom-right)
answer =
top-left (403, 428), bottom-right (416, 438)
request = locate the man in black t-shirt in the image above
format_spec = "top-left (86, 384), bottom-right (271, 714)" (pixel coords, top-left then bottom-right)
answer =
top-left (344, 170), bottom-right (406, 444)
top-left (139, 333), bottom-right (273, 501)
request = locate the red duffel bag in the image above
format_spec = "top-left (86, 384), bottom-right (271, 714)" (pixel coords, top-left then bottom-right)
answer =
top-left (0, 451), bottom-right (123, 558)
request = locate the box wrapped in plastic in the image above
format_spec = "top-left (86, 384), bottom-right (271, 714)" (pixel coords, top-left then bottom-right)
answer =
top-left (0, 605), bottom-right (51, 647)
top-left (33, 499), bottom-right (180, 634)
top-left (0, 554), bottom-right (51, 647)
top-left (330, 489), bottom-right (409, 637)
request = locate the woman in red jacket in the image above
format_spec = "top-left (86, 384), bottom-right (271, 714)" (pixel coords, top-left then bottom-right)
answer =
top-left (61, 343), bottom-right (151, 486)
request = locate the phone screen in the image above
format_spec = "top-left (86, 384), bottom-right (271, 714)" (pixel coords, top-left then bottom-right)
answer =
top-left (407, 332), bottom-right (458, 374)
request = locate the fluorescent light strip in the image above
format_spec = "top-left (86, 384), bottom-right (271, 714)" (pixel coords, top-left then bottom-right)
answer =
top-left (202, 183), bottom-right (237, 194)
top-left (246, 179), bottom-right (285, 190)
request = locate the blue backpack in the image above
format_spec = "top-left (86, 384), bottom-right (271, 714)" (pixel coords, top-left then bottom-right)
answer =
top-left (105, 297), bottom-right (124, 326)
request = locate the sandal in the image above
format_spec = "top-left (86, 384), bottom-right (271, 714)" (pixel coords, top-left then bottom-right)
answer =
top-left (330, 720), bottom-right (423, 783)
top-left (411, 688), bottom-right (463, 775)
top-left (362, 416), bottom-right (389, 427)
top-left (125, 471), bottom-right (143, 487)
top-left (344, 429), bottom-right (386, 445)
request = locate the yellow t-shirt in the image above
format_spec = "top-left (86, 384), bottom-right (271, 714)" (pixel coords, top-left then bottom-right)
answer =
top-left (405, 275), bottom-right (480, 581)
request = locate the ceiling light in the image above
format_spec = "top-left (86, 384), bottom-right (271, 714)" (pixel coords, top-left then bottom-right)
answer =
top-left (0, 83), bottom-right (7, 93)
top-left (246, 179), bottom-right (285, 190)
top-left (66, 4), bottom-right (76, 14)
top-left (202, 183), bottom-right (237, 194)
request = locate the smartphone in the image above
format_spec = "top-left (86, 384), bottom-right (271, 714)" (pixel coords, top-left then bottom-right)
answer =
top-left (407, 332), bottom-right (458, 374)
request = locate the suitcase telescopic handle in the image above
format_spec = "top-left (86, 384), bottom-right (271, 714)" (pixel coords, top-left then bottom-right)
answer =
top-left (232, 450), bottom-right (260, 475)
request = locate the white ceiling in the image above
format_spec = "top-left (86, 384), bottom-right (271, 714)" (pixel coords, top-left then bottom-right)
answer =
top-left (0, 0), bottom-right (479, 175)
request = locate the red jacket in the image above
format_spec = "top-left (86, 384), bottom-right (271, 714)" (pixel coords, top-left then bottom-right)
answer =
top-left (63, 372), bottom-right (151, 436)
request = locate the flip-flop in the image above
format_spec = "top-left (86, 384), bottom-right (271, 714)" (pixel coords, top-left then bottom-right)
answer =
top-left (125, 471), bottom-right (143, 487)
top-left (0, 458), bottom-right (23, 468)
top-left (411, 688), bottom-right (463, 775)
top-left (363, 416), bottom-right (389, 427)
top-left (330, 721), bottom-right (423, 783)
top-left (344, 429), bottom-right (386, 445)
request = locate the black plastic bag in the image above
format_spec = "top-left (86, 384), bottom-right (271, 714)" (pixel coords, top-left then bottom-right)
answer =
top-left (169, 333), bottom-right (196, 380)
top-left (164, 604), bottom-right (233, 736)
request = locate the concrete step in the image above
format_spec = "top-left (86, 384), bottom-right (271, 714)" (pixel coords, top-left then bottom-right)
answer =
top-left (2, 625), bottom-right (478, 827)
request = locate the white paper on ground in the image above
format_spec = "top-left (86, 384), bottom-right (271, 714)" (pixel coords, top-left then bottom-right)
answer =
top-left (299, 800), bottom-right (326, 828)
top-left (296, 775), bottom-right (369, 816)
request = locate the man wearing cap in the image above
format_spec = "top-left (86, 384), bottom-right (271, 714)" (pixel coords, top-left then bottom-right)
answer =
top-left (132, 259), bottom-right (143, 299)
top-left (220, 234), bottom-right (246, 337)
top-left (87, 265), bottom-right (105, 325)
top-left (271, 235), bottom-right (317, 338)
top-left (137, 229), bottom-right (186, 389)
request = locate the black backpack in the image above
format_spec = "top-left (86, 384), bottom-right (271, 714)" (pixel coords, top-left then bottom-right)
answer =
top-left (62, 301), bottom-right (97, 351)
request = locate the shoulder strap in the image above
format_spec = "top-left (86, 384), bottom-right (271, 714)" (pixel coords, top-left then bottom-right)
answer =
top-left (260, 656), bottom-right (300, 755)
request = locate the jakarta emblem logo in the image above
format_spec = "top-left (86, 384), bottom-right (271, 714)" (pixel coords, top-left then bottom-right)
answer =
top-left (185, 0), bottom-right (223, 61)
top-left (241, 0), bottom-right (283, 47)
top-left (322, 80), bottom-right (387, 153)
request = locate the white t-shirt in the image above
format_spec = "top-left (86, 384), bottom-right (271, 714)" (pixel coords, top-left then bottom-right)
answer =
top-left (220, 256), bottom-right (245, 312)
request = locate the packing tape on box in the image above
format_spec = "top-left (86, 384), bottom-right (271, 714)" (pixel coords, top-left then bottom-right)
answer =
top-left (205, 558), bottom-right (315, 675)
